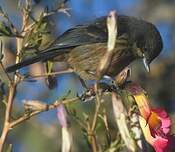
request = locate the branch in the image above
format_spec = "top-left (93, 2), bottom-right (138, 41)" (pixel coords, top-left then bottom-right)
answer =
top-left (43, 8), bottom-right (71, 18)
top-left (43, 0), bottom-right (71, 18)
top-left (23, 69), bottom-right (74, 80)
top-left (0, 4), bottom-right (31, 151)
top-left (10, 97), bottom-right (79, 128)
top-left (0, 6), bottom-right (19, 36)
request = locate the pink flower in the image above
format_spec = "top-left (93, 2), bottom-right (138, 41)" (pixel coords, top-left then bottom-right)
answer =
top-left (126, 83), bottom-right (175, 152)
top-left (57, 104), bottom-right (68, 128)
top-left (139, 116), bottom-right (168, 152)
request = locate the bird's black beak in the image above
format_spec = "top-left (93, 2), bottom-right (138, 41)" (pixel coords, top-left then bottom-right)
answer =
top-left (143, 56), bottom-right (150, 72)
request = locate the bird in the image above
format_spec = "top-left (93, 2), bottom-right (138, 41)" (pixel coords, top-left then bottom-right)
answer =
top-left (6, 14), bottom-right (163, 82)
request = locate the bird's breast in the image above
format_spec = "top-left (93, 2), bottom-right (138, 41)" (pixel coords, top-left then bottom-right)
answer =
top-left (67, 42), bottom-right (134, 80)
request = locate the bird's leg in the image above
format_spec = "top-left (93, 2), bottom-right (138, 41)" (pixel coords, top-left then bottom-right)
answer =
top-left (77, 75), bottom-right (96, 102)
top-left (85, 70), bottom-right (119, 90)
top-left (77, 85), bottom-right (96, 102)
top-left (102, 75), bottom-right (119, 91)
top-left (76, 73), bottom-right (98, 102)
top-left (77, 75), bottom-right (118, 102)
top-left (78, 75), bottom-right (88, 89)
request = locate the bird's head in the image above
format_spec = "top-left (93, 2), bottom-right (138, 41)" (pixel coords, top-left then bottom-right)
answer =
top-left (139, 22), bottom-right (163, 72)
top-left (118, 15), bottom-right (163, 72)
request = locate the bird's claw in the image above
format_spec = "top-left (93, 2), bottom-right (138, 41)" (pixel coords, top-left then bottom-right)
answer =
top-left (77, 87), bottom-right (96, 102)
top-left (77, 77), bottom-right (119, 102)
top-left (102, 75), bottom-right (119, 91)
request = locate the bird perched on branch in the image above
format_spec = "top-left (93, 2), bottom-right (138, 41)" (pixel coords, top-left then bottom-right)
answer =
top-left (6, 13), bottom-right (163, 82)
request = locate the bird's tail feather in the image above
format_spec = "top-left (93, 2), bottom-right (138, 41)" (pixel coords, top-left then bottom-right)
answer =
top-left (6, 49), bottom-right (70, 73)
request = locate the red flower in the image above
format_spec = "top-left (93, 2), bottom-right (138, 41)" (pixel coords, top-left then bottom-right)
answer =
top-left (127, 83), bottom-right (175, 152)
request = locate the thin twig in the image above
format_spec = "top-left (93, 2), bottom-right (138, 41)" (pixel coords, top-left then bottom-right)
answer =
top-left (43, 0), bottom-right (70, 18)
top-left (86, 83), bottom-right (101, 152)
top-left (98, 109), bottom-right (111, 144)
top-left (3, 11), bottom-right (19, 36)
top-left (44, 7), bottom-right (71, 18)
top-left (0, 4), bottom-right (29, 151)
top-left (0, 84), bottom-right (16, 152)
top-left (91, 83), bottom-right (101, 132)
top-left (0, 62), bottom-right (13, 84)
top-left (0, 41), bottom-right (13, 84)
top-left (0, 34), bottom-right (22, 152)
top-left (24, 69), bottom-right (74, 80)
top-left (10, 97), bottom-right (79, 128)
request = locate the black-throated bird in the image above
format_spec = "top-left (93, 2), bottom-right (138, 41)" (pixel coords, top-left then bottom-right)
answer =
top-left (6, 14), bottom-right (163, 81)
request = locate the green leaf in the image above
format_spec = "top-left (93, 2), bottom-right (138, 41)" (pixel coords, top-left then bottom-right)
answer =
top-left (0, 22), bottom-right (13, 36)
top-left (22, 13), bottom-right (48, 50)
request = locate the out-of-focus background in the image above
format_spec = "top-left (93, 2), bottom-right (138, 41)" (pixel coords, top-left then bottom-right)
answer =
top-left (0, 0), bottom-right (175, 151)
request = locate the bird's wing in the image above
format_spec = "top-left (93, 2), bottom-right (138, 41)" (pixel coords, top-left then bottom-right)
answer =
top-left (42, 16), bottom-right (108, 51)
top-left (6, 17), bottom-right (108, 72)
top-left (5, 49), bottom-right (70, 73)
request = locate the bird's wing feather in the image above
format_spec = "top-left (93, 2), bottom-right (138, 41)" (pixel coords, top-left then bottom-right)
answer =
top-left (5, 49), bottom-right (70, 73)
top-left (6, 17), bottom-right (108, 72)
top-left (43, 16), bottom-right (108, 51)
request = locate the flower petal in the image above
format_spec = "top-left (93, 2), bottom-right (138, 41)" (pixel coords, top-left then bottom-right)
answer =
top-left (57, 105), bottom-right (68, 128)
top-left (139, 116), bottom-right (168, 152)
top-left (148, 111), bottom-right (161, 132)
top-left (152, 108), bottom-right (171, 134)
top-left (134, 94), bottom-right (151, 120)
